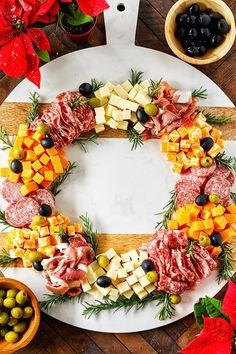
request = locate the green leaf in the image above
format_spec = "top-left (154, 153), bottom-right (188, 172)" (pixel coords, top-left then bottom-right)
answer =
top-left (204, 297), bottom-right (223, 318)
top-left (194, 299), bottom-right (208, 328)
top-left (36, 49), bottom-right (50, 63)
top-left (67, 6), bottom-right (93, 26)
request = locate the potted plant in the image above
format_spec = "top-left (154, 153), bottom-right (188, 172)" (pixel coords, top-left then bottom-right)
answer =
top-left (58, 0), bottom-right (109, 43)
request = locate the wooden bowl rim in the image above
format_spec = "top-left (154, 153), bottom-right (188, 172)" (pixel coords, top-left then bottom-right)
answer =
top-left (0, 277), bottom-right (41, 354)
top-left (165, 0), bottom-right (236, 65)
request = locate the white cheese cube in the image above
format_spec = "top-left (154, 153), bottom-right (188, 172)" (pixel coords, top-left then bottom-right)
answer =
top-left (107, 118), bottom-right (118, 129)
top-left (109, 94), bottom-right (139, 112)
top-left (109, 294), bottom-right (120, 301)
top-left (133, 266), bottom-right (145, 279)
top-left (105, 248), bottom-right (117, 260)
top-left (111, 255), bottom-right (122, 263)
top-left (139, 275), bottom-right (151, 288)
top-left (133, 122), bottom-right (145, 133)
top-left (132, 283), bottom-right (143, 294)
top-left (105, 81), bottom-right (115, 91)
top-left (109, 288), bottom-right (119, 297)
top-left (110, 261), bottom-right (121, 270)
top-left (134, 90), bottom-right (152, 106)
top-left (87, 287), bottom-right (99, 297)
top-left (95, 268), bottom-right (106, 277)
top-left (81, 280), bottom-right (92, 292)
top-left (138, 289), bottom-right (148, 300)
top-left (117, 121), bottom-right (128, 130)
top-left (105, 104), bottom-right (116, 117)
top-left (123, 110), bottom-right (131, 120)
top-left (139, 251), bottom-right (148, 263)
top-left (112, 110), bottom-right (123, 121)
top-left (133, 84), bottom-right (142, 91)
top-left (123, 289), bottom-right (134, 299)
top-left (117, 281), bottom-right (130, 294)
top-left (114, 84), bottom-right (128, 99)
top-left (87, 268), bottom-right (98, 284)
top-left (106, 268), bottom-right (118, 280)
top-left (121, 253), bottom-right (130, 262)
top-left (94, 90), bottom-right (102, 99)
top-left (95, 124), bottom-right (105, 133)
top-left (132, 260), bottom-right (141, 269)
top-left (117, 268), bottom-right (127, 279)
top-left (123, 261), bottom-right (134, 273)
top-left (95, 107), bottom-right (106, 124)
top-left (89, 261), bottom-right (99, 271)
top-left (140, 80), bottom-right (151, 89)
top-left (128, 88), bottom-right (138, 101)
top-left (126, 274), bottom-right (138, 286)
top-left (128, 249), bottom-right (139, 261)
top-left (125, 100), bottom-right (139, 112)
top-left (94, 283), bottom-right (110, 296)
top-left (99, 85), bottom-right (110, 98)
top-left (145, 283), bottom-right (156, 294)
top-left (121, 80), bottom-right (133, 92)
top-left (130, 112), bottom-right (137, 123)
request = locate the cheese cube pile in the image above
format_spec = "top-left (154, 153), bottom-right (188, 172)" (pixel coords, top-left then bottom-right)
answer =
top-left (82, 248), bottom-right (156, 301)
top-left (0, 124), bottom-right (69, 195)
top-left (160, 113), bottom-right (225, 173)
top-left (7, 212), bottom-right (83, 267)
top-left (93, 80), bottom-right (153, 134)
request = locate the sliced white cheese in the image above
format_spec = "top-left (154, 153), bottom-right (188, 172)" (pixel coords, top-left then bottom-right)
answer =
top-left (139, 275), bottom-right (150, 288)
top-left (89, 260), bottom-right (100, 271)
top-left (132, 283), bottom-right (143, 294)
top-left (132, 260), bottom-right (141, 269)
top-left (95, 124), bottom-right (105, 134)
top-left (94, 283), bottom-right (110, 296)
top-left (123, 289), bottom-right (134, 299)
top-left (111, 255), bottom-right (122, 263)
top-left (133, 84), bottom-right (142, 92)
top-left (109, 294), bottom-right (120, 301)
top-left (140, 79), bottom-right (151, 89)
top-left (95, 267), bottom-right (106, 277)
top-left (109, 94), bottom-right (139, 112)
top-left (106, 268), bottom-right (118, 280)
top-left (121, 80), bottom-right (133, 93)
top-left (139, 251), bottom-right (148, 263)
top-left (94, 107), bottom-right (106, 124)
top-left (94, 90), bottom-right (102, 99)
top-left (105, 248), bottom-right (117, 260)
top-left (133, 266), bottom-right (145, 279)
top-left (134, 90), bottom-right (152, 106)
top-left (81, 280), bottom-right (92, 292)
top-left (174, 90), bottom-right (192, 103)
top-left (126, 274), bottom-right (138, 286)
top-left (105, 104), bottom-right (116, 117)
top-left (112, 110), bottom-right (123, 121)
top-left (145, 283), bottom-right (156, 293)
top-left (120, 253), bottom-right (130, 262)
top-left (128, 88), bottom-right (138, 101)
top-left (133, 122), bottom-right (145, 134)
top-left (117, 281), bottom-right (130, 295)
top-left (109, 288), bottom-right (119, 297)
top-left (138, 289), bottom-right (148, 300)
top-left (114, 84), bottom-right (129, 99)
top-left (99, 85), bottom-right (110, 98)
top-left (87, 268), bottom-right (98, 284)
top-left (107, 118), bottom-right (118, 129)
top-left (128, 249), bottom-right (139, 261)
top-left (130, 112), bottom-right (137, 123)
top-left (123, 110), bottom-right (131, 120)
top-left (117, 268), bottom-right (128, 279)
top-left (117, 121), bottom-right (128, 130)
top-left (105, 81), bottom-right (115, 91)
top-left (123, 261), bottom-right (134, 273)
top-left (87, 287), bottom-right (104, 300)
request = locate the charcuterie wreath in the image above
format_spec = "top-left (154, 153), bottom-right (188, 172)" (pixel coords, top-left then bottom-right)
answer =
top-left (0, 70), bottom-right (235, 320)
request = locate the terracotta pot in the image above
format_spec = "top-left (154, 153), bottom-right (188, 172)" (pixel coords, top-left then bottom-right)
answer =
top-left (60, 17), bottom-right (97, 44)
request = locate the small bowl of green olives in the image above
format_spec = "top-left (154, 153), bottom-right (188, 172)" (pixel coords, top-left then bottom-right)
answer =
top-left (165, 0), bottom-right (235, 65)
top-left (0, 278), bottom-right (40, 354)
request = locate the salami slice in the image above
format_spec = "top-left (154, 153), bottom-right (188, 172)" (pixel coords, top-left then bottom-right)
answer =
top-left (213, 165), bottom-right (231, 179)
top-left (175, 180), bottom-right (200, 194)
top-left (204, 176), bottom-right (231, 203)
top-left (190, 160), bottom-right (216, 177)
top-left (5, 202), bottom-right (24, 228)
top-left (176, 189), bottom-right (199, 208)
top-left (15, 197), bottom-right (40, 226)
top-left (0, 179), bottom-right (23, 203)
top-left (227, 171), bottom-right (235, 187)
top-left (29, 189), bottom-right (55, 209)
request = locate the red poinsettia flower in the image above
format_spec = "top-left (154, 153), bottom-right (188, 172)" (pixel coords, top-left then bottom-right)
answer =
top-left (222, 280), bottom-right (236, 330)
top-left (60, 0), bottom-right (109, 17)
top-left (0, 0), bottom-right (56, 88)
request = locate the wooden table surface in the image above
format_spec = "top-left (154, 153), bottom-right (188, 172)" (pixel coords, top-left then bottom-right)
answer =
top-left (0, 0), bottom-right (235, 353)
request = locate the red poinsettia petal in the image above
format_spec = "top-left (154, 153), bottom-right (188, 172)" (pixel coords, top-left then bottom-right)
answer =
top-left (21, 0), bottom-right (41, 26)
top-left (36, 0), bottom-right (59, 24)
top-left (0, 0), bottom-right (22, 23)
top-left (0, 13), bottom-right (16, 46)
top-left (0, 35), bottom-right (27, 78)
top-left (21, 33), bottom-right (41, 88)
top-left (222, 280), bottom-right (236, 330)
top-left (180, 317), bottom-right (234, 354)
top-left (60, 0), bottom-right (72, 2)
top-left (77, 0), bottom-right (109, 17)
top-left (27, 28), bottom-right (51, 51)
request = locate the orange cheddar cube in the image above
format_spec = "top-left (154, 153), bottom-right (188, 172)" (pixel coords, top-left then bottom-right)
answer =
top-left (211, 128), bottom-right (222, 139)
top-left (44, 170), bottom-right (54, 181)
top-left (74, 223), bottom-right (83, 233)
top-left (32, 160), bottom-right (43, 172)
top-left (8, 171), bottom-right (20, 183)
top-left (227, 204), bottom-right (236, 214)
top-left (204, 227), bottom-right (214, 235)
top-left (211, 205), bottom-right (226, 217)
top-left (221, 227), bottom-right (236, 243)
top-left (38, 236), bottom-right (51, 248)
top-left (167, 220), bottom-right (179, 230)
top-left (193, 113), bottom-right (207, 128)
top-left (189, 157), bottom-right (200, 168)
top-left (21, 169), bottom-right (34, 179)
top-left (39, 165), bottom-right (50, 175)
top-left (200, 209), bottom-right (211, 220)
top-left (211, 246), bottom-right (222, 257)
top-left (177, 126), bottom-right (188, 138)
top-left (160, 142), bottom-right (168, 152)
top-left (204, 202), bottom-right (216, 211)
top-left (204, 219), bottom-right (214, 230)
top-left (60, 158), bottom-right (69, 169)
top-left (24, 239), bottom-right (37, 249)
top-left (18, 124), bottom-right (28, 137)
top-left (33, 172), bottom-right (44, 185)
top-left (33, 144), bottom-right (45, 156)
top-left (67, 225), bottom-right (75, 236)
top-left (51, 155), bottom-right (63, 174)
top-left (169, 130), bottom-right (180, 142)
top-left (46, 147), bottom-right (58, 156)
top-left (20, 181), bottom-right (38, 196)
top-left (172, 162), bottom-right (183, 174)
top-left (225, 213), bottom-right (236, 224)
top-left (41, 180), bottom-right (52, 188)
top-left (208, 144), bottom-right (222, 158)
top-left (216, 139), bottom-right (225, 148)
top-left (188, 228), bottom-right (201, 240)
top-left (39, 226), bottom-right (50, 237)
top-left (47, 216), bottom-right (58, 226)
top-left (0, 167), bottom-right (9, 177)
top-left (13, 136), bottom-right (24, 148)
top-left (167, 142), bottom-right (179, 153)
top-left (39, 153), bottom-right (50, 165)
top-left (57, 149), bottom-right (65, 158)
top-left (30, 231), bottom-right (40, 240)
top-left (166, 153), bottom-right (176, 162)
top-left (23, 137), bottom-right (34, 149)
top-left (201, 127), bottom-right (210, 139)
top-left (25, 150), bottom-right (37, 162)
top-left (180, 140), bottom-right (191, 150)
top-left (32, 131), bottom-right (44, 142)
top-left (188, 127), bottom-right (202, 142)
top-left (214, 215), bottom-right (228, 230)
top-left (37, 246), bottom-right (56, 258)
top-left (22, 161), bottom-right (31, 170)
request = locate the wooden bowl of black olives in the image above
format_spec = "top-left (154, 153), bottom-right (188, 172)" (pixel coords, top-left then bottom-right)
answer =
top-left (165, 0), bottom-right (235, 65)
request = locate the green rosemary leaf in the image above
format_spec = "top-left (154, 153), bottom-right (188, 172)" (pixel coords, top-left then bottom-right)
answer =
top-left (0, 248), bottom-right (19, 268)
top-left (127, 126), bottom-right (144, 151)
top-left (72, 133), bottom-right (99, 152)
top-left (148, 78), bottom-right (162, 97)
top-left (204, 112), bottom-right (232, 126)
top-left (91, 78), bottom-right (104, 93)
top-left (129, 69), bottom-right (144, 86)
top-left (155, 191), bottom-right (177, 229)
top-left (28, 92), bottom-right (40, 125)
top-left (192, 87), bottom-right (208, 99)
top-left (215, 151), bottom-right (236, 173)
top-left (156, 292), bottom-right (175, 321)
top-left (50, 162), bottom-right (77, 196)
top-left (0, 210), bottom-right (12, 231)
top-left (40, 293), bottom-right (81, 312)
top-left (0, 126), bottom-right (15, 150)
top-left (217, 242), bottom-right (234, 283)
top-left (69, 97), bottom-right (89, 110)
top-left (80, 213), bottom-right (98, 254)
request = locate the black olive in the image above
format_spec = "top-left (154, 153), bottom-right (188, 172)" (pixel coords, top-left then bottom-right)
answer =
top-left (141, 259), bottom-right (154, 273)
top-left (200, 137), bottom-right (214, 151)
top-left (33, 261), bottom-right (43, 272)
top-left (186, 15), bottom-right (197, 26)
top-left (185, 45), bottom-right (199, 57)
top-left (195, 194), bottom-right (209, 206)
top-left (198, 13), bottom-right (211, 27)
top-left (175, 27), bottom-right (186, 40)
top-left (197, 45), bottom-right (207, 56)
top-left (41, 137), bottom-right (54, 149)
top-left (136, 107), bottom-right (149, 123)
top-left (39, 204), bottom-right (52, 217)
top-left (10, 159), bottom-right (23, 173)
top-left (188, 3), bottom-right (200, 15)
top-left (200, 27), bottom-right (212, 39)
top-left (79, 83), bottom-right (93, 97)
top-left (187, 28), bottom-right (198, 39)
top-left (96, 276), bottom-right (111, 288)
top-left (217, 19), bottom-right (229, 34)
top-left (210, 11), bottom-right (223, 22)
top-left (210, 232), bottom-right (222, 247)
top-left (211, 34), bottom-right (223, 48)
top-left (176, 13), bottom-right (188, 26)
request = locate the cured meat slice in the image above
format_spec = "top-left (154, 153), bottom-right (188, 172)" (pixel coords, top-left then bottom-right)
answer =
top-left (180, 171), bottom-right (206, 187)
top-left (204, 176), bottom-right (231, 203)
top-left (227, 171), bottom-right (235, 187)
top-left (190, 160), bottom-right (216, 177)
top-left (15, 197), bottom-right (40, 226)
top-left (213, 165), bottom-right (231, 179)
top-left (5, 202), bottom-right (24, 228)
top-left (0, 179), bottom-right (23, 203)
top-left (176, 189), bottom-right (199, 208)
top-left (29, 189), bottom-right (55, 209)
top-left (175, 180), bottom-right (201, 193)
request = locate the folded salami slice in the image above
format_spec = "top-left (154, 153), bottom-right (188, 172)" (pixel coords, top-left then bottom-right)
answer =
top-left (0, 179), bottom-right (23, 203)
top-left (176, 189), bottom-right (199, 208)
top-left (213, 165), bottom-right (231, 179)
top-left (5, 198), bottom-right (40, 227)
top-left (175, 180), bottom-right (201, 194)
top-left (204, 176), bottom-right (231, 204)
top-left (29, 189), bottom-right (55, 209)
top-left (190, 160), bottom-right (216, 177)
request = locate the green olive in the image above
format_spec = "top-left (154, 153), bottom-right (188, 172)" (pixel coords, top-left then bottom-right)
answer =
top-left (7, 288), bottom-right (19, 298)
top-left (13, 321), bottom-right (27, 333)
top-left (32, 215), bottom-right (46, 226)
top-left (199, 233), bottom-right (211, 247)
top-left (23, 306), bottom-right (34, 319)
top-left (16, 291), bottom-right (28, 306)
top-left (12, 147), bottom-right (25, 160)
top-left (146, 271), bottom-right (158, 283)
top-left (0, 312), bottom-right (9, 325)
top-left (29, 251), bottom-right (43, 263)
top-left (0, 328), bottom-right (8, 338)
top-left (200, 156), bottom-right (213, 168)
top-left (8, 317), bottom-right (18, 326)
top-left (170, 294), bottom-right (182, 304)
top-left (5, 331), bottom-right (19, 343)
top-left (209, 193), bottom-right (220, 203)
top-left (0, 289), bottom-right (6, 298)
top-left (36, 123), bottom-right (51, 135)
top-left (144, 103), bottom-right (158, 116)
top-left (88, 97), bottom-right (101, 108)
top-left (97, 255), bottom-right (109, 268)
top-left (0, 297), bottom-right (3, 308)
top-left (11, 307), bottom-right (23, 319)
top-left (3, 297), bottom-right (16, 309)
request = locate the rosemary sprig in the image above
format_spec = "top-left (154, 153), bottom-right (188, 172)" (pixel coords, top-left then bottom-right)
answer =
top-left (129, 69), bottom-right (144, 86)
top-left (69, 97), bottom-right (89, 110)
top-left (204, 112), bottom-right (232, 126)
top-left (0, 126), bottom-right (15, 150)
top-left (82, 292), bottom-right (175, 321)
top-left (127, 126), bottom-right (144, 151)
top-left (148, 78), bottom-right (162, 98)
top-left (80, 213), bottom-right (98, 254)
top-left (0, 248), bottom-right (19, 268)
top-left (217, 242), bottom-right (234, 283)
top-left (28, 92), bottom-right (40, 125)
top-left (186, 240), bottom-right (198, 260)
top-left (155, 191), bottom-right (177, 229)
top-left (50, 162), bottom-right (77, 196)
top-left (0, 210), bottom-right (12, 231)
top-left (215, 151), bottom-right (236, 173)
top-left (57, 227), bottom-right (69, 243)
top-left (72, 133), bottom-right (99, 152)
top-left (192, 87), bottom-right (207, 99)
top-left (40, 293), bottom-right (81, 312)
top-left (91, 78), bottom-right (104, 93)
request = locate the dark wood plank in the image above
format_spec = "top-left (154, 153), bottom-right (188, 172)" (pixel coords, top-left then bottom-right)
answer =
top-left (163, 320), bottom-right (187, 341)
top-left (115, 333), bottom-right (158, 354)
top-left (85, 331), bottom-right (131, 354)
top-left (142, 328), bottom-right (180, 354)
